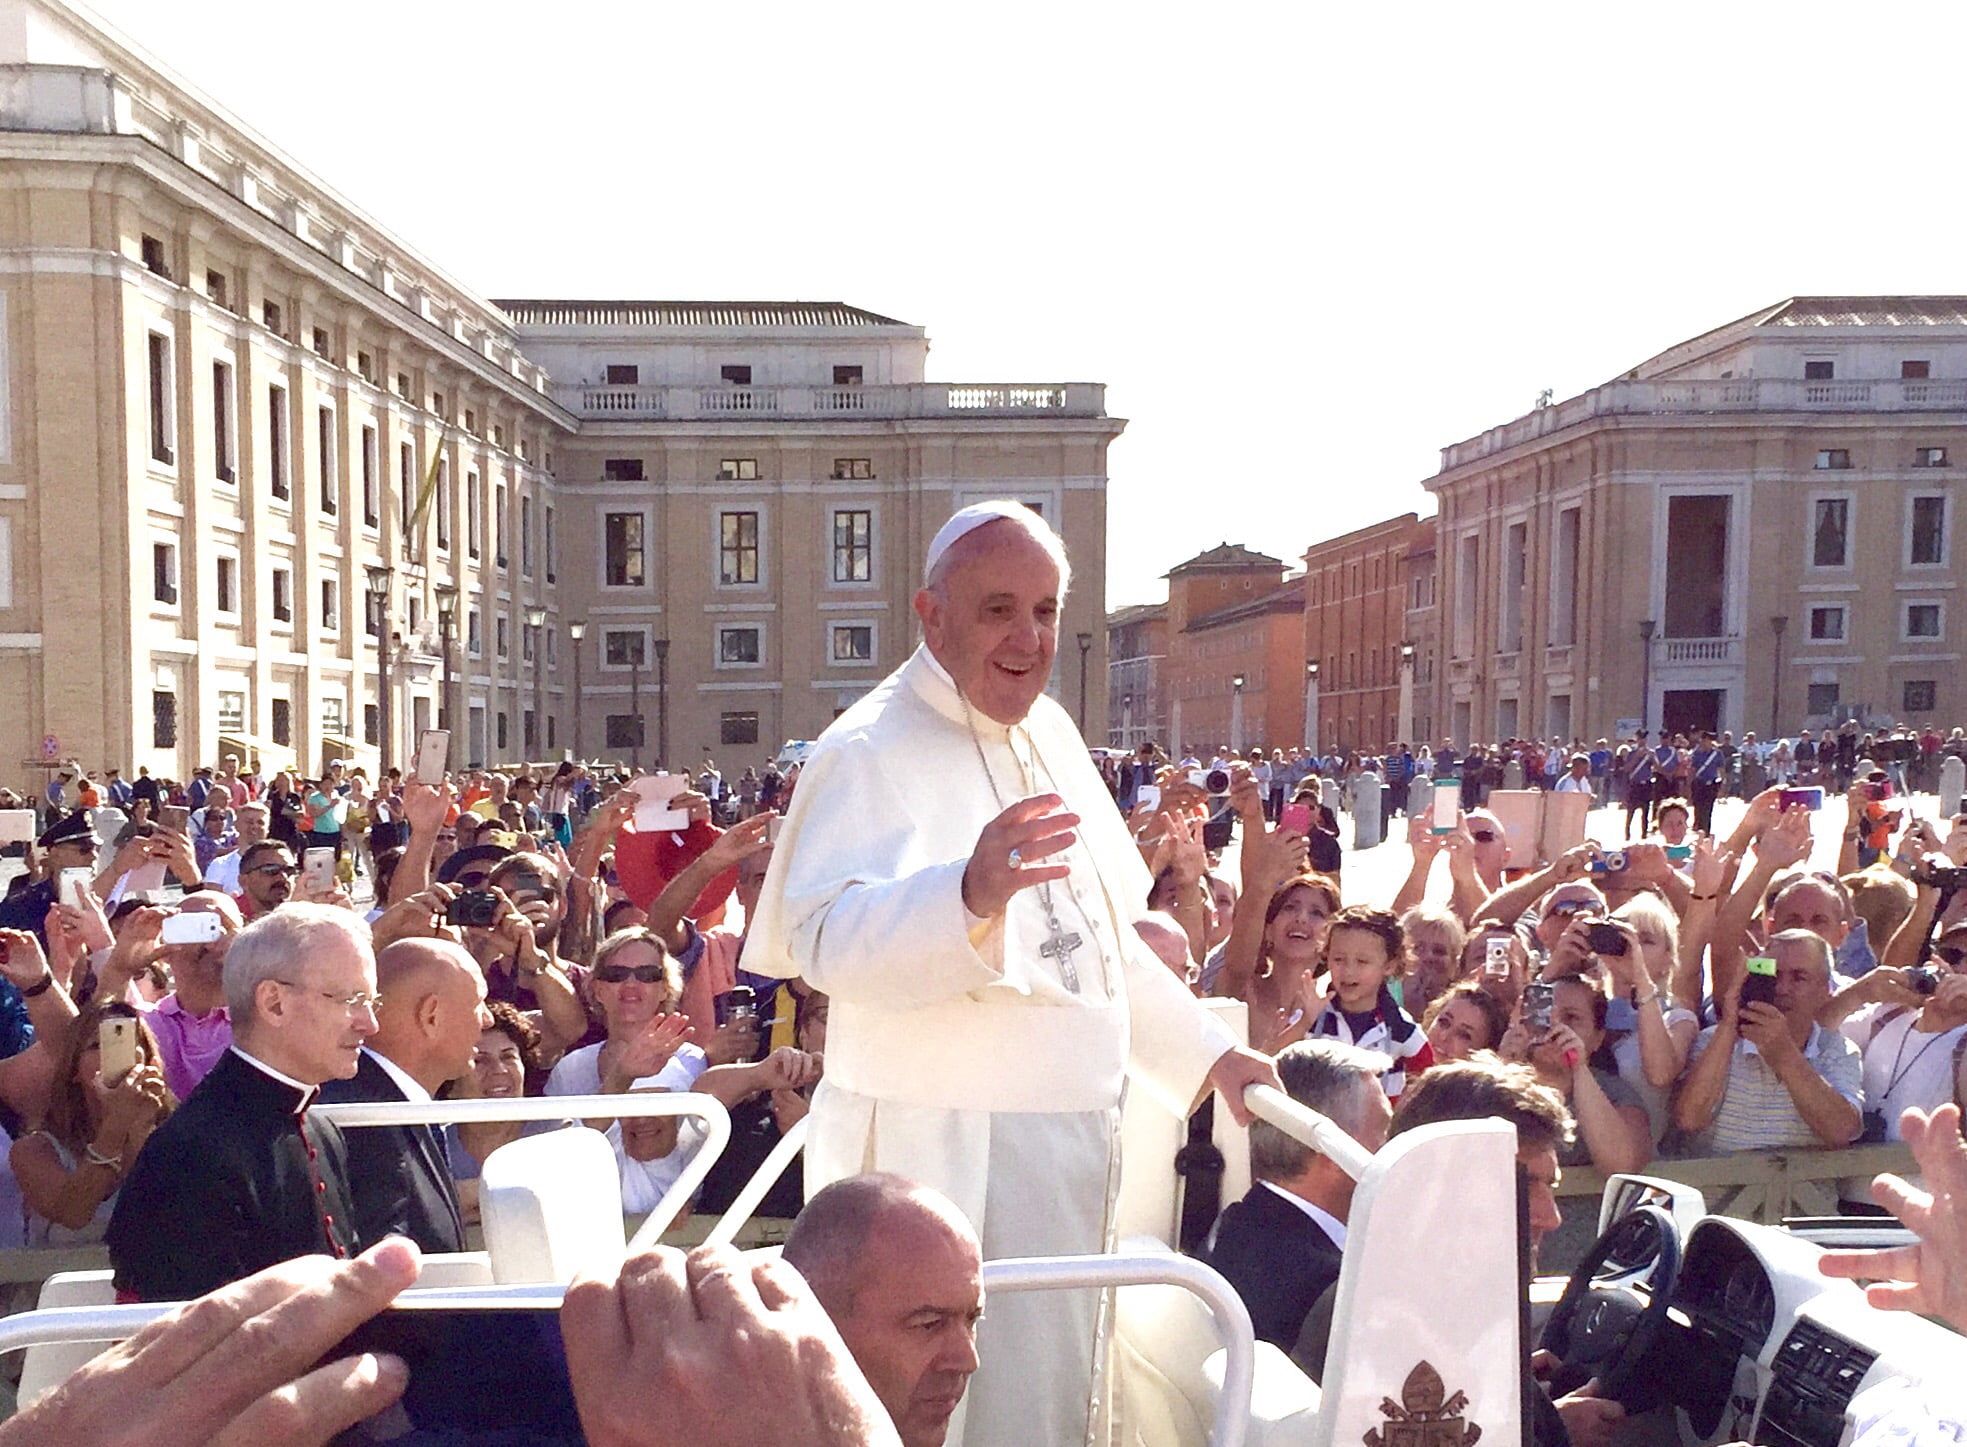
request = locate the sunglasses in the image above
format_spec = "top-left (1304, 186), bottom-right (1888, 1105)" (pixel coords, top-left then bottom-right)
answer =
top-left (249, 864), bottom-right (300, 878)
top-left (593, 963), bottom-right (669, 985)
top-left (1545, 899), bottom-right (1594, 918)
top-left (1937, 945), bottom-right (1967, 969)
top-left (1469, 830), bottom-right (1499, 843)
top-left (455, 871), bottom-right (495, 889)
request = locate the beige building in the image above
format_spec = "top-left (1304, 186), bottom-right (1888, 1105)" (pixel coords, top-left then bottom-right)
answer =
top-left (1426, 297), bottom-right (1967, 746)
top-left (0, 0), bottom-right (1119, 782)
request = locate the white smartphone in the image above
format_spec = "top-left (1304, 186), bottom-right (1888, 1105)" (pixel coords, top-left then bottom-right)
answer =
top-left (301, 847), bottom-right (336, 893)
top-left (160, 910), bottom-right (224, 945)
top-left (414, 729), bottom-right (451, 784)
top-left (629, 773), bottom-right (689, 832)
top-left (1431, 780), bottom-right (1461, 835)
top-left (0, 810), bottom-right (35, 846)
top-left (98, 1016), bottom-right (138, 1088)
top-left (1136, 784), bottom-right (1162, 812)
top-left (57, 866), bottom-right (92, 911)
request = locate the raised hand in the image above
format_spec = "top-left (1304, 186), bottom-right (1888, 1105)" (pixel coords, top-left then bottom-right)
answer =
top-left (962, 795), bottom-right (1078, 919)
top-left (618, 1013), bottom-right (693, 1084)
top-left (1819, 1104), bottom-right (1967, 1333)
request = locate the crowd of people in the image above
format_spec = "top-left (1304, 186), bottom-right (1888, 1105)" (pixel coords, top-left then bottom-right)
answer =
top-left (0, 499), bottom-right (1959, 1444)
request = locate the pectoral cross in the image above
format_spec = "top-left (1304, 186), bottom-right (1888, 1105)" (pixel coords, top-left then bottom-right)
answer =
top-left (1039, 911), bottom-right (1084, 993)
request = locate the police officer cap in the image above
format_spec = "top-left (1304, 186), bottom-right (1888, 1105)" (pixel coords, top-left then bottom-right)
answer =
top-left (36, 810), bottom-right (99, 850)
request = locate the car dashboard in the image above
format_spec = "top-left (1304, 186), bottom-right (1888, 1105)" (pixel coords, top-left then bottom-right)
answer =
top-left (1649, 1216), bottom-right (1958, 1447)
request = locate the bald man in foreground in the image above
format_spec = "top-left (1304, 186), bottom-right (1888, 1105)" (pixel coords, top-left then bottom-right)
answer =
top-left (319, 938), bottom-right (491, 1252)
top-left (782, 1175), bottom-right (984, 1447)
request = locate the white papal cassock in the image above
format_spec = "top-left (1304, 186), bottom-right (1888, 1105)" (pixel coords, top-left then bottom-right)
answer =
top-left (747, 646), bottom-right (1237, 1447)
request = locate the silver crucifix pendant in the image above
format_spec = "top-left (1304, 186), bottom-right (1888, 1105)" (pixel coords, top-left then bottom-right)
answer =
top-left (1039, 913), bottom-right (1084, 993)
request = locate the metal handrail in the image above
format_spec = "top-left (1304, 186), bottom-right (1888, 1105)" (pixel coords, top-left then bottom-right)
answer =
top-left (314, 1092), bottom-right (733, 1248)
top-left (697, 1113), bottom-right (809, 1251)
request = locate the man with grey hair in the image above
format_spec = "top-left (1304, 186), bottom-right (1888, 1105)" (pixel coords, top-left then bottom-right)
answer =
top-left (748, 501), bottom-right (1278, 1446)
top-left (1200, 1039), bottom-right (1390, 1354)
top-left (108, 904), bottom-right (377, 1301)
top-left (1675, 927), bottom-right (1864, 1154)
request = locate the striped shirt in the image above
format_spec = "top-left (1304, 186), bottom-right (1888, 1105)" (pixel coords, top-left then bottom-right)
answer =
top-left (1688, 1023), bottom-right (1862, 1153)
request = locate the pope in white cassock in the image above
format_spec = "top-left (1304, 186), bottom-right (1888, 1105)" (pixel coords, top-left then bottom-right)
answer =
top-left (748, 501), bottom-right (1279, 1447)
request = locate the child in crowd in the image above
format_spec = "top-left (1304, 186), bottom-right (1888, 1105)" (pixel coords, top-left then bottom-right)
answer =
top-left (1308, 905), bottom-right (1435, 1099)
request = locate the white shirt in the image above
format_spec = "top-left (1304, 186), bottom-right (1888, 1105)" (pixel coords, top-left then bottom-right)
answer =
top-left (1260, 1181), bottom-right (1347, 1250)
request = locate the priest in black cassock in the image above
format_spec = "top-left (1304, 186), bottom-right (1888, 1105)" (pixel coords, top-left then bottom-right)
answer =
top-left (108, 904), bottom-right (379, 1302)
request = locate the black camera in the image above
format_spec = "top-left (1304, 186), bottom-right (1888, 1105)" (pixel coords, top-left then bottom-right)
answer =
top-left (445, 890), bottom-right (501, 928)
top-left (1907, 964), bottom-right (1943, 997)
top-left (1914, 863), bottom-right (1967, 892)
top-left (1583, 921), bottom-right (1629, 956)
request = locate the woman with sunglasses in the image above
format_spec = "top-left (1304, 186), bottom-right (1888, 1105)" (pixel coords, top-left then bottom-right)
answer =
top-left (544, 927), bottom-right (704, 1105)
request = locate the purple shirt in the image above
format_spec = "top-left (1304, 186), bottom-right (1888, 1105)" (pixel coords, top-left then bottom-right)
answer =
top-left (148, 994), bottom-right (233, 1101)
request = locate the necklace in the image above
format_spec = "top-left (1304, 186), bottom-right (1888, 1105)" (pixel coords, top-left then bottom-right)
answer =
top-left (957, 692), bottom-right (1085, 994)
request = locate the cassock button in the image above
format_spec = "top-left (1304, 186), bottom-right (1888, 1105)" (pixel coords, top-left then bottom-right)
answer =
top-left (316, 1180), bottom-right (326, 1192)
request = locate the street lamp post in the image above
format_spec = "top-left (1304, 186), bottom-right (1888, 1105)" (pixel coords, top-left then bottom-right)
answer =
top-left (364, 565), bottom-right (393, 777)
top-left (1769, 615), bottom-right (1787, 737)
top-left (433, 583), bottom-right (456, 742)
top-left (568, 620), bottom-right (587, 762)
top-left (1638, 618), bottom-right (1657, 738)
top-left (1230, 673), bottom-right (1246, 754)
top-left (653, 637), bottom-right (670, 772)
top-left (1076, 632), bottom-right (1093, 734)
top-left (524, 605), bottom-right (547, 761)
top-left (1398, 641), bottom-right (1416, 744)
top-left (1304, 660), bottom-right (1320, 754)
top-left (629, 641), bottom-right (643, 773)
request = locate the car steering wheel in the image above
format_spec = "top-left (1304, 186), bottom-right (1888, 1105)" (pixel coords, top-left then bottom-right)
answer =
top-left (1540, 1203), bottom-right (1681, 1406)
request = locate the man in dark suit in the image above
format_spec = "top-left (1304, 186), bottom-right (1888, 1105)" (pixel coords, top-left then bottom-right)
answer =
top-left (108, 904), bottom-right (378, 1301)
top-left (320, 938), bottom-right (490, 1253)
top-left (1199, 1038), bottom-right (1390, 1354)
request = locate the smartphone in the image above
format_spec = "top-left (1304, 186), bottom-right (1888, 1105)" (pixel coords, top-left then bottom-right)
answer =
top-left (160, 910), bottom-right (224, 945)
top-left (1483, 936), bottom-right (1512, 980)
top-left (157, 805), bottom-right (190, 834)
top-left (0, 810), bottom-right (35, 846)
top-left (1780, 786), bottom-right (1824, 812)
top-left (57, 866), bottom-right (92, 911)
top-left (98, 1016), bottom-right (138, 1088)
top-left (1202, 815), bottom-right (1235, 852)
top-left (1281, 801), bottom-right (1313, 834)
top-left (301, 847), bottom-right (336, 893)
top-left (765, 814), bottom-right (785, 844)
top-left (1522, 980), bottom-right (1555, 1032)
top-left (629, 773), bottom-right (689, 832)
top-left (1431, 779), bottom-right (1461, 835)
top-left (1742, 955), bottom-right (1779, 1009)
top-left (1135, 784), bottom-right (1162, 813)
top-left (415, 729), bottom-right (451, 784)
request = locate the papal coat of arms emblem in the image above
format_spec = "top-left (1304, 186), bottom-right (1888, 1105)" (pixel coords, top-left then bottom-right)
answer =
top-left (1363, 1360), bottom-right (1483, 1447)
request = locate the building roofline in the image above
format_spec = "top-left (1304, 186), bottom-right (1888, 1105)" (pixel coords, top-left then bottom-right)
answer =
top-left (1187, 578), bottom-right (1306, 632)
top-left (492, 298), bottom-right (916, 330)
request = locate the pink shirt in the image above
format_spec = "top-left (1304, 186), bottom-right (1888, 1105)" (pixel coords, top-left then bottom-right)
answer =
top-left (148, 994), bottom-right (233, 1101)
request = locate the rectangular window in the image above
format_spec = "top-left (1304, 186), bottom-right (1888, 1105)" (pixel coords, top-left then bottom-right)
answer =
top-left (831, 624), bottom-right (873, 663)
top-left (152, 542), bottom-right (178, 605)
top-left (215, 555), bottom-right (238, 613)
top-left (141, 234), bottom-right (169, 277)
top-left (496, 615), bottom-right (509, 658)
top-left (1902, 360), bottom-right (1931, 379)
top-left (431, 390), bottom-right (445, 418)
top-left (364, 589), bottom-right (383, 638)
top-left (1808, 604), bottom-right (1846, 641)
top-left (495, 484), bottom-right (508, 567)
top-left (523, 709), bottom-right (537, 751)
top-left (1812, 497), bottom-right (1850, 566)
top-left (217, 690), bottom-right (246, 732)
top-left (320, 578), bottom-right (339, 633)
top-left (268, 385), bottom-right (289, 500)
top-left (464, 409), bottom-right (478, 436)
top-left (831, 457), bottom-right (874, 480)
top-left (605, 714), bottom-right (644, 750)
top-left (720, 510), bottom-right (759, 584)
top-left (831, 365), bottom-right (863, 386)
top-left (720, 364), bottom-right (752, 385)
top-left (435, 461), bottom-right (452, 551)
top-left (467, 472), bottom-right (483, 558)
top-left (361, 426), bottom-right (379, 526)
top-left (720, 711), bottom-right (760, 746)
top-left (605, 364), bottom-right (639, 385)
top-left (147, 331), bottom-right (175, 466)
top-left (468, 607), bottom-right (482, 656)
top-left (321, 695), bottom-right (346, 736)
top-left (521, 494), bottom-right (535, 576)
top-left (604, 630), bottom-right (645, 667)
top-left (832, 509), bottom-right (872, 582)
top-left (205, 269), bottom-right (228, 309)
top-left (263, 299), bottom-right (283, 334)
top-left (718, 626), bottom-right (761, 664)
top-left (604, 513), bottom-right (645, 587)
top-left (545, 506), bottom-right (557, 583)
top-left (317, 407), bottom-right (336, 514)
top-left (603, 458), bottom-right (645, 482)
top-left (398, 442), bottom-right (414, 543)
top-left (717, 458), bottom-right (759, 481)
top-left (496, 712), bottom-right (509, 752)
top-left (364, 704), bottom-right (380, 747)
top-left (312, 326), bottom-right (330, 359)
top-left (271, 697), bottom-right (292, 746)
top-left (1914, 446), bottom-right (1950, 467)
top-left (1805, 360), bottom-right (1835, 380)
top-left (1905, 679), bottom-right (1938, 713)
top-left (152, 690), bottom-right (177, 749)
top-left (521, 624), bottom-right (536, 662)
top-left (1815, 448), bottom-right (1852, 470)
top-left (1911, 495), bottom-right (1947, 565)
top-left (1807, 681), bottom-right (1840, 715)
top-left (357, 350), bottom-right (375, 384)
top-left (212, 360), bottom-right (236, 483)
top-left (272, 567), bottom-right (292, 623)
top-left (1905, 602), bottom-right (1943, 639)
top-left (396, 372), bottom-right (412, 400)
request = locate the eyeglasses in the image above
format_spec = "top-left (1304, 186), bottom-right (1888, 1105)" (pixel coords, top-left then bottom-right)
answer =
top-left (274, 980), bottom-right (382, 1013)
top-left (249, 864), bottom-right (300, 878)
top-left (1469, 830), bottom-right (1499, 843)
top-left (455, 871), bottom-right (495, 889)
top-left (1545, 900), bottom-right (1594, 918)
top-left (593, 963), bottom-right (669, 985)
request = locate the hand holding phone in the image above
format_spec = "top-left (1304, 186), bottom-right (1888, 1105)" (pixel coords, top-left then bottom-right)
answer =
top-left (628, 774), bottom-right (690, 832)
top-left (414, 729), bottom-right (451, 784)
top-left (160, 910), bottom-right (225, 946)
top-left (98, 1016), bottom-right (138, 1088)
top-left (1281, 801), bottom-right (1313, 834)
top-left (301, 847), bottom-right (337, 895)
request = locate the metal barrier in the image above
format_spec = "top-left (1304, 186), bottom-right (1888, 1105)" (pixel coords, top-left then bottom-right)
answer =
top-left (1553, 1142), bottom-right (1918, 1224)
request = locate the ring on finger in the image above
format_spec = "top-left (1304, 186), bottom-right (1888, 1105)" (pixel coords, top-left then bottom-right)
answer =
top-left (1008, 847), bottom-right (1022, 869)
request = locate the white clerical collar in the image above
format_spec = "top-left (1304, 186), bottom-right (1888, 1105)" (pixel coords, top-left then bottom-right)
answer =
top-left (1261, 1181), bottom-right (1348, 1249)
top-left (229, 1045), bottom-right (317, 1110)
top-left (911, 646), bottom-right (1016, 742)
top-left (364, 1046), bottom-right (432, 1103)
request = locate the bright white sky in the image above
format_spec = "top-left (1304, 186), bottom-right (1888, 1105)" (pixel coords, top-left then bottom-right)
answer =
top-left (85, 0), bottom-right (1967, 608)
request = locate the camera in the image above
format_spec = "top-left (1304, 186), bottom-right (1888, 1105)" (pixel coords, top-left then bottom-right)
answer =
top-left (1914, 863), bottom-right (1967, 893)
top-left (445, 890), bottom-right (501, 928)
top-left (1188, 768), bottom-right (1231, 795)
top-left (1583, 921), bottom-right (1629, 956)
top-left (1907, 964), bottom-right (1943, 997)
top-left (1589, 850), bottom-right (1628, 874)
